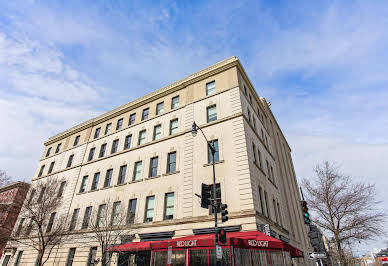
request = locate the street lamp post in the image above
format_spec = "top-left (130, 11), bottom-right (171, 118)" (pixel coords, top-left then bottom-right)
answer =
top-left (191, 121), bottom-right (220, 264)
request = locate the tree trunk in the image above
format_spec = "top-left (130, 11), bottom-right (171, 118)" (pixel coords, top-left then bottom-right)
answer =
top-left (37, 248), bottom-right (45, 266)
top-left (335, 239), bottom-right (346, 266)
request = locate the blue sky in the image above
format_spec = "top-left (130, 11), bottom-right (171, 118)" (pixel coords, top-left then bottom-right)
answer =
top-left (0, 0), bottom-right (387, 255)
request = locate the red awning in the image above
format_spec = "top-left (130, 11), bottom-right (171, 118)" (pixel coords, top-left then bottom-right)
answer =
top-left (283, 243), bottom-right (304, 257)
top-left (110, 241), bottom-right (151, 252)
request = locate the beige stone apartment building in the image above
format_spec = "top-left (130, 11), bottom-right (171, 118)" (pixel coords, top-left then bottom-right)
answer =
top-left (2, 57), bottom-right (312, 265)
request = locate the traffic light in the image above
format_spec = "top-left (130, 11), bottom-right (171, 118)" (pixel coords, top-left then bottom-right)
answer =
top-left (221, 204), bottom-right (228, 223)
top-left (301, 201), bottom-right (311, 224)
top-left (218, 229), bottom-right (227, 244)
top-left (201, 183), bottom-right (211, 209)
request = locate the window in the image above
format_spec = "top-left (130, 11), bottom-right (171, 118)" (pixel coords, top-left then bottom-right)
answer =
top-left (116, 118), bottom-right (123, 130)
top-left (73, 135), bottom-right (80, 146)
top-left (111, 139), bottom-right (119, 154)
top-left (80, 176), bottom-right (88, 193)
top-left (111, 201), bottom-right (121, 226)
top-left (261, 129), bottom-right (264, 140)
top-left (207, 105), bottom-right (217, 122)
top-left (129, 113), bottom-right (136, 125)
top-left (91, 172), bottom-right (100, 190)
top-left (96, 204), bottom-right (106, 228)
top-left (252, 143), bottom-right (257, 164)
top-left (48, 161), bottom-right (55, 174)
top-left (138, 130), bottom-right (146, 145)
top-left (55, 143), bottom-right (61, 153)
top-left (258, 149), bottom-right (262, 168)
top-left (277, 203), bottom-right (282, 225)
top-left (82, 206), bottom-right (92, 229)
top-left (46, 147), bottom-right (52, 157)
top-left (206, 81), bottom-right (216, 96)
top-left (88, 147), bottom-right (95, 161)
top-left (14, 251), bottom-right (23, 266)
top-left (99, 143), bottom-right (107, 158)
top-left (2, 255), bottom-right (10, 266)
top-left (243, 85), bottom-right (247, 95)
top-left (258, 186), bottom-right (265, 215)
top-left (167, 152), bottom-right (176, 173)
top-left (38, 165), bottom-right (45, 177)
top-left (87, 247), bottom-right (97, 266)
top-left (142, 108), bottom-right (149, 120)
top-left (67, 154), bottom-right (74, 168)
top-left (171, 96), bottom-right (179, 109)
top-left (28, 189), bottom-right (35, 204)
top-left (247, 109), bottom-right (251, 123)
top-left (127, 199), bottom-right (137, 224)
top-left (69, 209), bottom-right (79, 231)
top-left (270, 166), bottom-right (275, 184)
top-left (124, 135), bottom-right (132, 149)
top-left (169, 119), bottom-right (178, 135)
top-left (104, 169), bottom-right (113, 188)
top-left (133, 161), bottom-right (142, 181)
top-left (264, 191), bottom-right (270, 218)
top-left (25, 220), bottom-right (33, 235)
top-left (118, 165), bottom-right (127, 185)
top-left (153, 125), bottom-right (161, 140)
top-left (209, 183), bottom-right (221, 214)
top-left (37, 187), bottom-right (46, 202)
top-left (156, 102), bottom-right (164, 115)
top-left (249, 94), bottom-right (252, 104)
top-left (265, 136), bottom-right (269, 147)
top-left (266, 160), bottom-right (270, 178)
top-left (149, 157), bottom-right (158, 177)
top-left (253, 117), bottom-right (256, 129)
top-left (66, 248), bottom-right (76, 266)
top-left (208, 140), bottom-right (219, 163)
top-left (46, 212), bottom-right (56, 233)
top-left (15, 218), bottom-right (25, 236)
top-left (94, 127), bottom-right (101, 139)
top-left (105, 123), bottom-right (112, 135)
top-left (57, 181), bottom-right (66, 197)
top-left (145, 196), bottom-right (155, 222)
top-left (164, 192), bottom-right (174, 220)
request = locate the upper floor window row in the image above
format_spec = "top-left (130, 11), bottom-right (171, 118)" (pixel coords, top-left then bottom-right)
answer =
top-left (45, 142), bottom-right (61, 157)
top-left (206, 81), bottom-right (216, 96)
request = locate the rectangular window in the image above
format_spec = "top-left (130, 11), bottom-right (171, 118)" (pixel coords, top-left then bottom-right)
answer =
top-left (55, 143), bottom-right (61, 153)
top-left (169, 119), bottom-right (178, 135)
top-left (261, 129), bottom-right (264, 140)
top-left (37, 187), bottom-right (46, 202)
top-left (46, 147), bottom-right (52, 157)
top-left (96, 204), bottom-right (106, 228)
top-left (252, 143), bottom-right (257, 164)
top-left (16, 218), bottom-right (25, 236)
top-left (111, 201), bottom-right (121, 226)
top-left (149, 157), bottom-right (158, 177)
top-left (118, 165), bottom-right (127, 185)
top-left (46, 212), bottom-right (56, 233)
top-left (73, 135), bottom-right (80, 146)
top-left (87, 247), bottom-right (97, 266)
top-left (57, 181), bottom-right (66, 197)
top-left (208, 140), bottom-right (219, 163)
top-left (80, 176), bottom-right (88, 193)
top-left (129, 113), bottom-right (136, 125)
top-left (28, 189), bottom-right (35, 204)
top-left (142, 108), bottom-right (149, 120)
top-left (167, 152), bottom-right (176, 173)
top-left (116, 118), bottom-right (123, 130)
top-left (133, 161), bottom-right (142, 181)
top-left (88, 147), bottom-right (95, 161)
top-left (164, 192), bottom-right (174, 220)
top-left (105, 123), bottom-right (112, 135)
top-left (99, 143), bottom-right (107, 158)
top-left (94, 127), bottom-right (101, 139)
top-left (104, 169), bottom-right (113, 188)
top-left (25, 219), bottom-right (33, 235)
top-left (253, 118), bottom-right (256, 129)
top-left (66, 248), bottom-right (76, 266)
top-left (138, 130), bottom-right (146, 145)
top-left (153, 125), bottom-right (161, 140)
top-left (91, 172), bottom-right (100, 190)
top-left (38, 165), bottom-right (45, 177)
top-left (264, 191), bottom-right (270, 218)
top-left (145, 196), bottom-right (155, 222)
top-left (207, 105), bottom-right (217, 122)
top-left (258, 149), bottom-right (262, 168)
top-left (156, 102), bottom-right (164, 115)
top-left (206, 81), bottom-right (216, 96)
top-left (247, 109), bottom-right (251, 122)
top-left (270, 166), bottom-right (275, 184)
top-left (258, 186), bottom-right (265, 215)
top-left (124, 135), bottom-right (132, 149)
top-left (209, 183), bottom-right (221, 214)
top-left (127, 199), bottom-right (137, 224)
top-left (69, 209), bottom-right (79, 231)
top-left (249, 94), bottom-right (252, 104)
top-left (48, 161), bottom-right (55, 174)
top-left (171, 96), bottom-right (179, 109)
top-left (244, 85), bottom-right (247, 95)
top-left (82, 206), bottom-right (92, 229)
top-left (67, 154), bottom-right (74, 168)
top-left (111, 139), bottom-right (119, 154)
top-left (14, 251), bottom-right (23, 266)
top-left (266, 160), bottom-right (270, 178)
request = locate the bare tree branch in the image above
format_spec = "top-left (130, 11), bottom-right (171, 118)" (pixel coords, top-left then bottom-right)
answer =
top-left (0, 169), bottom-right (12, 188)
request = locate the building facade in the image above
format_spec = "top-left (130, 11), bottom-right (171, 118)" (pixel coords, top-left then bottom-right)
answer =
top-left (0, 182), bottom-right (30, 259)
top-left (3, 57), bottom-right (312, 265)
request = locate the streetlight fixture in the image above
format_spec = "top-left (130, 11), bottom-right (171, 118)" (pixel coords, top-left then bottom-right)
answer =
top-left (191, 121), bottom-right (221, 263)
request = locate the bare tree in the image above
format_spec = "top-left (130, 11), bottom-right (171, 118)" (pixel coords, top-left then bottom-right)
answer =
top-left (87, 199), bottom-right (133, 266)
top-left (8, 177), bottom-right (70, 266)
top-left (0, 169), bottom-right (12, 187)
top-left (302, 162), bottom-right (387, 266)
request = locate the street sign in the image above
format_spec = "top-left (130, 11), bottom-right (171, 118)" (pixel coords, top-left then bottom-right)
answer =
top-left (309, 252), bottom-right (327, 259)
top-left (216, 245), bottom-right (222, 260)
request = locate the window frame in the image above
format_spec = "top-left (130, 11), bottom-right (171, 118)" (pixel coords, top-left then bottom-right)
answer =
top-left (127, 199), bottom-right (137, 224)
top-left (48, 161), bottom-right (55, 174)
top-left (46, 212), bottom-right (56, 233)
top-left (99, 143), bottom-right (107, 158)
top-left (171, 96), bottom-right (179, 109)
top-left (67, 154), bottom-right (74, 168)
top-left (116, 118), bottom-right (123, 130)
top-left (111, 201), bottom-right (121, 226)
top-left (133, 161), bottom-right (142, 181)
top-left (144, 196), bottom-right (155, 222)
top-left (153, 124), bottom-right (162, 140)
top-left (164, 192), bottom-right (174, 220)
top-left (94, 127), bottom-right (101, 139)
top-left (105, 123), bottom-right (112, 135)
top-left (206, 81), bottom-right (216, 96)
top-left (129, 113), bottom-right (136, 125)
top-left (38, 165), bottom-right (45, 177)
top-left (149, 157), bottom-right (158, 177)
top-left (57, 181), bottom-right (66, 197)
top-left (69, 208), bottom-right (80, 231)
top-left (91, 172), bottom-right (100, 191)
top-left (167, 152), bottom-right (177, 173)
top-left (103, 169), bottom-right (113, 188)
top-left (55, 143), bottom-right (61, 153)
top-left (111, 139), bottom-right (119, 154)
top-left (124, 134), bottom-right (132, 149)
top-left (156, 102), bottom-right (164, 115)
top-left (169, 119), bottom-right (178, 135)
top-left (66, 248), bottom-right (76, 266)
top-left (142, 108), bottom-right (149, 121)
top-left (118, 165), bottom-right (127, 185)
top-left (73, 135), bottom-right (80, 146)
top-left (80, 176), bottom-right (88, 193)
top-left (82, 206), bottom-right (92, 229)
top-left (46, 147), bottom-right (52, 157)
top-left (88, 147), bottom-right (95, 161)
top-left (138, 130), bottom-right (146, 145)
top-left (207, 140), bottom-right (219, 163)
top-left (207, 105), bottom-right (217, 123)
